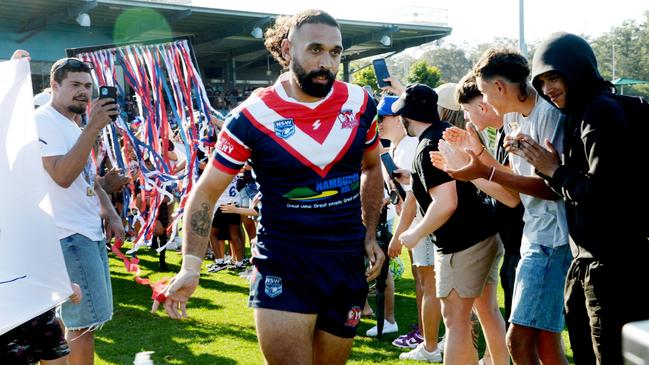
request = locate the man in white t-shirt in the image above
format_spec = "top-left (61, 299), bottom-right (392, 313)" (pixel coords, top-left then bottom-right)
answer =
top-left (35, 57), bottom-right (123, 365)
top-left (439, 50), bottom-right (570, 364)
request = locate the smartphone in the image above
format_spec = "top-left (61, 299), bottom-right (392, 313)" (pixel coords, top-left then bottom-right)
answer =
top-left (99, 86), bottom-right (118, 121)
top-left (372, 58), bottom-right (391, 88)
top-left (380, 152), bottom-right (399, 179)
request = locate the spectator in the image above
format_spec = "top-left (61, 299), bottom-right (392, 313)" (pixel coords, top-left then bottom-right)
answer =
top-left (388, 84), bottom-right (507, 364)
top-left (439, 49), bottom-right (570, 365)
top-left (448, 73), bottom-right (525, 328)
top-left (518, 32), bottom-right (649, 364)
top-left (35, 57), bottom-right (124, 365)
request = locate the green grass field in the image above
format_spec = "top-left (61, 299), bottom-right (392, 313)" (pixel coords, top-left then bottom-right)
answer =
top-left (94, 247), bottom-right (573, 364)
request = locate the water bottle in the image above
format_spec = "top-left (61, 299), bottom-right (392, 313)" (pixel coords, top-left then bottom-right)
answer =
top-left (133, 351), bottom-right (154, 365)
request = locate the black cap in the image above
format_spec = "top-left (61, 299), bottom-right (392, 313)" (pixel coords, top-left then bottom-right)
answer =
top-left (391, 84), bottom-right (440, 124)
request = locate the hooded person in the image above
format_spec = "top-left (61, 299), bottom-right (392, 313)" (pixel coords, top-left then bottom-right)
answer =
top-left (515, 32), bottom-right (649, 365)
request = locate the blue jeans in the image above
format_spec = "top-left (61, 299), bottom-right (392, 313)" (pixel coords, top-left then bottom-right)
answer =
top-left (500, 251), bottom-right (520, 326)
top-left (59, 234), bottom-right (113, 330)
top-left (510, 243), bottom-right (571, 332)
top-left (239, 183), bottom-right (259, 208)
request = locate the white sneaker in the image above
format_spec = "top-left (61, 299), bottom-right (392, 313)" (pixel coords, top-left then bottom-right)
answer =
top-left (438, 336), bottom-right (445, 353)
top-left (399, 343), bottom-right (443, 362)
top-left (365, 320), bottom-right (398, 337)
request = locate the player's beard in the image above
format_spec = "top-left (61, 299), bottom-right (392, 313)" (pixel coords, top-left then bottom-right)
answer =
top-left (292, 60), bottom-right (335, 98)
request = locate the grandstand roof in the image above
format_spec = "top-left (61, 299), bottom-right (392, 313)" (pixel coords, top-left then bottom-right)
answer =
top-left (2, 0), bottom-right (452, 66)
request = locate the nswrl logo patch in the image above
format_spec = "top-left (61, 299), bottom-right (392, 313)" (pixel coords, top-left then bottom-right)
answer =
top-left (264, 275), bottom-right (283, 298)
top-left (274, 119), bottom-right (295, 139)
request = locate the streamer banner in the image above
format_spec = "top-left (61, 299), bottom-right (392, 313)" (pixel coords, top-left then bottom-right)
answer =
top-left (76, 39), bottom-right (218, 252)
top-left (0, 59), bottom-right (72, 335)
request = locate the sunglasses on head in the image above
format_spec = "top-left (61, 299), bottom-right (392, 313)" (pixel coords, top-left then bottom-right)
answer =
top-left (52, 58), bottom-right (94, 73)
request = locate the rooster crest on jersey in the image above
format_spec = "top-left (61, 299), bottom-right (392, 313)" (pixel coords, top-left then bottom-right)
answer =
top-left (338, 109), bottom-right (358, 129)
top-left (273, 119), bottom-right (296, 139)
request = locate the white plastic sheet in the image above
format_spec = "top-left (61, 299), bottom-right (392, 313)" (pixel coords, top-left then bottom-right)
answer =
top-left (0, 59), bottom-right (72, 335)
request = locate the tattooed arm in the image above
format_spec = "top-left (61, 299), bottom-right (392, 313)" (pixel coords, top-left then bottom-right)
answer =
top-left (154, 163), bottom-right (236, 319)
top-left (182, 166), bottom-right (235, 257)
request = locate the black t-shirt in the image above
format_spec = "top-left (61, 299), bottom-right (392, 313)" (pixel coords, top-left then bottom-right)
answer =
top-left (411, 122), bottom-right (497, 254)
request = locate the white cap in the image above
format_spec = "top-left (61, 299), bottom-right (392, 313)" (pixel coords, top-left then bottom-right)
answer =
top-left (33, 91), bottom-right (52, 108)
top-left (434, 83), bottom-right (461, 111)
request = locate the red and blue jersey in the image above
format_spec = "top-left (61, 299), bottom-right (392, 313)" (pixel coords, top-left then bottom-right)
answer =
top-left (212, 74), bottom-right (378, 251)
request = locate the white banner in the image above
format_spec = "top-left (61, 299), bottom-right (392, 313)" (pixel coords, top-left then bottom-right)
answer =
top-left (0, 59), bottom-right (72, 335)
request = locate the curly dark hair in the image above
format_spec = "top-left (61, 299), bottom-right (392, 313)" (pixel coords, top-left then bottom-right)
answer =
top-left (264, 9), bottom-right (339, 69)
top-left (473, 48), bottom-right (530, 102)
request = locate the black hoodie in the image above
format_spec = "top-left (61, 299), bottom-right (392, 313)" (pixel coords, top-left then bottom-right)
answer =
top-left (531, 32), bottom-right (647, 262)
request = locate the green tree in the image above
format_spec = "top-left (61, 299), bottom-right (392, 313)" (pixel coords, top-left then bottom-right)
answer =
top-left (406, 60), bottom-right (441, 88)
top-left (351, 65), bottom-right (379, 92)
top-left (468, 37), bottom-right (538, 65)
top-left (591, 12), bottom-right (649, 98)
top-left (470, 37), bottom-right (520, 63)
top-left (420, 45), bottom-right (472, 83)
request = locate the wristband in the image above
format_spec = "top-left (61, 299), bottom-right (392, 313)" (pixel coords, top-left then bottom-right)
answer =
top-left (488, 167), bottom-right (496, 182)
top-left (477, 146), bottom-right (486, 157)
top-left (181, 254), bottom-right (203, 274)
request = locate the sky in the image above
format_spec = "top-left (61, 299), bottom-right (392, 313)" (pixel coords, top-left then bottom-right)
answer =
top-left (192, 0), bottom-right (649, 46)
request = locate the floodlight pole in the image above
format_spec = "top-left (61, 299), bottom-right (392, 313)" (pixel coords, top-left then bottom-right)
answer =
top-left (519, 0), bottom-right (528, 58)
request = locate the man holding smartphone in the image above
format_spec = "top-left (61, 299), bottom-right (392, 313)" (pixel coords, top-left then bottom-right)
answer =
top-left (35, 57), bottom-right (122, 365)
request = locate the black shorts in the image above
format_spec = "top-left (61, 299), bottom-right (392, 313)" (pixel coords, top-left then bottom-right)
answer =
top-left (157, 201), bottom-right (169, 227)
top-left (211, 206), bottom-right (241, 229)
top-left (249, 243), bottom-right (368, 338)
top-left (0, 309), bottom-right (69, 364)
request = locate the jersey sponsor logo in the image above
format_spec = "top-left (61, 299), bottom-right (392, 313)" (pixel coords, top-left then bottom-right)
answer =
top-left (273, 119), bottom-right (295, 139)
top-left (264, 275), bottom-right (283, 298)
top-left (282, 173), bottom-right (360, 202)
top-left (338, 109), bottom-right (359, 129)
top-left (345, 306), bottom-right (362, 327)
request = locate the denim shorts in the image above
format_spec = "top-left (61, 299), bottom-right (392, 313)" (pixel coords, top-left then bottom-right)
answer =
top-left (239, 183), bottom-right (259, 208)
top-left (59, 234), bottom-right (113, 330)
top-left (510, 242), bottom-right (572, 332)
